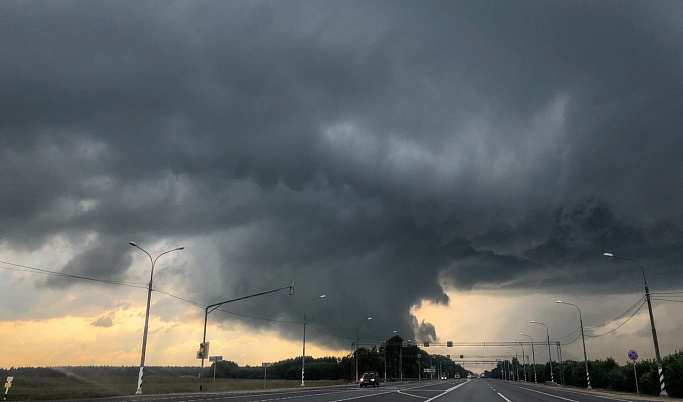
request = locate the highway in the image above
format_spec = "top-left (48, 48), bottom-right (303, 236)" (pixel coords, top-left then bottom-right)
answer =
top-left (65, 379), bottom-right (664, 402)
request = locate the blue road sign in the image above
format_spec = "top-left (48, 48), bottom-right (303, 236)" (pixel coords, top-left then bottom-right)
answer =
top-left (628, 350), bottom-right (638, 361)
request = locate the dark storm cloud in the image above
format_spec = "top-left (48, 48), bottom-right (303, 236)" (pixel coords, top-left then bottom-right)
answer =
top-left (2, 0), bottom-right (682, 347)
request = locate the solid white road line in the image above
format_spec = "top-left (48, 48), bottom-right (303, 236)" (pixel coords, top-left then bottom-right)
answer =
top-left (497, 392), bottom-right (512, 402)
top-left (518, 387), bottom-right (579, 401)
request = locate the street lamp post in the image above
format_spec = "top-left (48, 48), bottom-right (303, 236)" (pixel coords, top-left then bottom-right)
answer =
top-left (508, 347), bottom-right (519, 381)
top-left (400, 340), bottom-right (405, 381)
top-left (400, 340), bottom-right (411, 381)
top-left (520, 333), bottom-right (537, 383)
top-left (355, 317), bottom-right (372, 383)
top-left (129, 242), bottom-right (184, 395)
top-left (603, 253), bottom-right (668, 397)
top-left (384, 330), bottom-right (397, 381)
top-left (531, 321), bottom-right (554, 383)
top-left (302, 295), bottom-right (326, 386)
top-left (519, 342), bottom-right (527, 382)
top-left (557, 301), bottom-right (591, 389)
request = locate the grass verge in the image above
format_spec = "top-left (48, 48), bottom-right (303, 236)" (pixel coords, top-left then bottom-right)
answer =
top-left (4, 377), bottom-right (348, 400)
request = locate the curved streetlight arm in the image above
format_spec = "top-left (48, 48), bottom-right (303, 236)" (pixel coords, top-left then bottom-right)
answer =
top-left (303, 295), bottom-right (327, 323)
top-left (557, 300), bottom-right (580, 316)
top-left (603, 253), bottom-right (647, 286)
top-left (130, 242), bottom-right (184, 283)
top-left (130, 242), bottom-right (153, 265)
top-left (153, 247), bottom-right (184, 268)
top-left (531, 320), bottom-right (549, 333)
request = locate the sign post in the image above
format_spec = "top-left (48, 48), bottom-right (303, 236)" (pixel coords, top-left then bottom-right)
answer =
top-left (4, 377), bottom-right (13, 401)
top-left (209, 356), bottom-right (223, 384)
top-left (628, 350), bottom-right (639, 396)
top-left (262, 363), bottom-right (271, 389)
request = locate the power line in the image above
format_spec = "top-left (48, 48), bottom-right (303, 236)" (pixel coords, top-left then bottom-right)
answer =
top-left (650, 291), bottom-right (683, 295)
top-left (0, 260), bottom-right (148, 289)
top-left (307, 323), bottom-right (354, 341)
top-left (585, 296), bottom-right (645, 330)
top-left (213, 307), bottom-right (300, 324)
top-left (586, 300), bottom-right (646, 338)
top-left (652, 298), bottom-right (683, 304)
top-left (0, 259), bottom-right (302, 325)
top-left (153, 287), bottom-right (207, 308)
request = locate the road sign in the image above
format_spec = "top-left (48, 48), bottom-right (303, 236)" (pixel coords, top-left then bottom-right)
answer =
top-left (628, 350), bottom-right (639, 361)
top-left (424, 368), bottom-right (435, 373)
top-left (209, 356), bottom-right (223, 362)
top-left (262, 362), bottom-right (271, 367)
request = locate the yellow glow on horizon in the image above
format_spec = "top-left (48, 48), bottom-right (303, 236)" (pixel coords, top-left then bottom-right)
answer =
top-left (0, 305), bottom-right (348, 368)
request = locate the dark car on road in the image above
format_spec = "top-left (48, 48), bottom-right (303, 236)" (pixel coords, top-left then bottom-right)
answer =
top-left (359, 371), bottom-right (380, 387)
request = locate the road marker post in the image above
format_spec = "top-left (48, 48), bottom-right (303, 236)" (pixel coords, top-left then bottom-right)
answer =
top-left (4, 377), bottom-right (13, 401)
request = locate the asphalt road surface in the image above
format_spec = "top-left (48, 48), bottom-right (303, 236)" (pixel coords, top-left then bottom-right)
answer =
top-left (68, 379), bottom-right (665, 402)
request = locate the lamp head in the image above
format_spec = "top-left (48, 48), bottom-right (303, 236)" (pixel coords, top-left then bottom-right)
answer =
top-left (603, 252), bottom-right (614, 257)
top-left (556, 301), bottom-right (563, 304)
top-left (176, 247), bottom-right (185, 250)
top-left (129, 241), bottom-right (137, 247)
top-left (320, 294), bottom-right (326, 298)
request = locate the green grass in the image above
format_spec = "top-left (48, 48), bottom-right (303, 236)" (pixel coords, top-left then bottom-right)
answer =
top-left (4, 377), bottom-right (348, 400)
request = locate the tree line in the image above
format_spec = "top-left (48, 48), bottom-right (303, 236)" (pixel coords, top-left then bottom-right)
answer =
top-left (484, 349), bottom-right (683, 397)
top-left (211, 335), bottom-right (468, 380)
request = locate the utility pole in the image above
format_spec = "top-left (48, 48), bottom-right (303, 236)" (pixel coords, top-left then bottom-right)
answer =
top-left (604, 253), bottom-right (667, 396)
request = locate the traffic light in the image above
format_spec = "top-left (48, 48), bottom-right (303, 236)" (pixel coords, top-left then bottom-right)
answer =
top-left (424, 341), bottom-right (429, 347)
top-left (447, 341), bottom-right (453, 347)
top-left (197, 342), bottom-right (210, 359)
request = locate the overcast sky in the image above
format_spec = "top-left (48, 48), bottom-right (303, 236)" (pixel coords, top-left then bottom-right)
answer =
top-left (1, 0), bottom-right (683, 369)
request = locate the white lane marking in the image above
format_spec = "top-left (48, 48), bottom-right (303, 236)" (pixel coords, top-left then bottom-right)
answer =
top-left (498, 393), bottom-right (512, 402)
top-left (397, 390), bottom-right (428, 399)
top-left (395, 381), bottom-right (459, 399)
top-left (513, 384), bottom-right (640, 402)
top-left (189, 388), bottom-right (354, 401)
top-left (328, 389), bottom-right (396, 402)
top-left (522, 387), bottom-right (637, 402)
top-left (518, 387), bottom-right (579, 401)
top-left (424, 380), bottom-right (471, 402)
